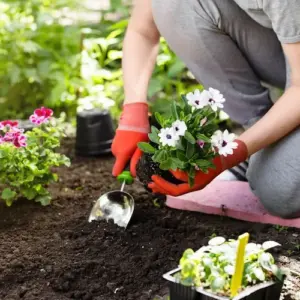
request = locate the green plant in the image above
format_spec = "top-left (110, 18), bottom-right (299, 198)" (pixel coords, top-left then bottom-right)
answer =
top-left (178, 236), bottom-right (284, 297)
top-left (0, 107), bottom-right (70, 206)
top-left (138, 88), bottom-right (236, 185)
top-left (274, 225), bottom-right (288, 232)
top-left (0, 0), bottom-right (83, 120)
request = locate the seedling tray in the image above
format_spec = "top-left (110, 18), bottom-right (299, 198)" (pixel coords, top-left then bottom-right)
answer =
top-left (163, 268), bottom-right (284, 300)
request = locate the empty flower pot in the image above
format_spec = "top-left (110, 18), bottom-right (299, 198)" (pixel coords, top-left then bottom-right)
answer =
top-left (163, 268), bottom-right (284, 300)
top-left (75, 109), bottom-right (115, 156)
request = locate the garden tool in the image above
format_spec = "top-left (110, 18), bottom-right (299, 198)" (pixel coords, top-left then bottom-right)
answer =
top-left (88, 171), bottom-right (134, 229)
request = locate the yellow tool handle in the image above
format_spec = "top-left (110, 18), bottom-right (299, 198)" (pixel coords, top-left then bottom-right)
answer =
top-left (230, 233), bottom-right (250, 298)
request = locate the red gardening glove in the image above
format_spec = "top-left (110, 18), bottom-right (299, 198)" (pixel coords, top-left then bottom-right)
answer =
top-left (148, 140), bottom-right (248, 196)
top-left (111, 102), bottom-right (149, 177)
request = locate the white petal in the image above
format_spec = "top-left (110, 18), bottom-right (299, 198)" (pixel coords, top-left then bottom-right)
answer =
top-left (208, 236), bottom-right (226, 246)
top-left (246, 243), bottom-right (261, 254)
top-left (186, 92), bottom-right (194, 101)
top-left (262, 241), bottom-right (281, 250)
top-left (199, 89), bottom-right (210, 102)
top-left (194, 89), bottom-right (201, 96)
top-left (224, 265), bottom-right (235, 275)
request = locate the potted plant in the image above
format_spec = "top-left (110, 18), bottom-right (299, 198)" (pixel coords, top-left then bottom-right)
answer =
top-left (163, 234), bottom-right (285, 300)
top-left (136, 87), bottom-right (237, 188)
top-left (0, 107), bottom-right (70, 206)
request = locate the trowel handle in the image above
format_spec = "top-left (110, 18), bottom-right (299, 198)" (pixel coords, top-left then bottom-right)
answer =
top-left (117, 170), bottom-right (134, 185)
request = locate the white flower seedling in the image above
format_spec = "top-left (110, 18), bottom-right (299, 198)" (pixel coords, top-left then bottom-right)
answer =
top-left (137, 87), bottom-right (240, 186)
top-left (177, 236), bottom-right (284, 297)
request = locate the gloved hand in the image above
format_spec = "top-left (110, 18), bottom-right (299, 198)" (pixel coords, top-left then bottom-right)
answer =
top-left (148, 140), bottom-right (248, 196)
top-left (111, 102), bottom-right (149, 177)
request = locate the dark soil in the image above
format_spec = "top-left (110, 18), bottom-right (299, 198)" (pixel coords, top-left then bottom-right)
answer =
top-left (0, 138), bottom-right (299, 300)
top-left (136, 153), bottom-right (183, 191)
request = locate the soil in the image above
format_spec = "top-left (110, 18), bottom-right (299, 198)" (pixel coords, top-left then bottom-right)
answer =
top-left (136, 153), bottom-right (183, 191)
top-left (0, 138), bottom-right (299, 300)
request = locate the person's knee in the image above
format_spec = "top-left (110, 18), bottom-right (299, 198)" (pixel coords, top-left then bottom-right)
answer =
top-left (247, 152), bottom-right (300, 219)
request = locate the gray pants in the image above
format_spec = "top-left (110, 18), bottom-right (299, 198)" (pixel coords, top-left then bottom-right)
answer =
top-left (152, 0), bottom-right (300, 218)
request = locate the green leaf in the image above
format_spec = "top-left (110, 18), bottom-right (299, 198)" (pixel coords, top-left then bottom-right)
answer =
top-left (152, 126), bottom-right (160, 134)
top-left (171, 157), bottom-right (186, 169)
top-left (176, 150), bottom-right (188, 162)
top-left (196, 133), bottom-right (211, 143)
top-left (184, 132), bottom-right (196, 144)
top-left (148, 78), bottom-right (163, 97)
top-left (176, 138), bottom-right (185, 151)
top-left (186, 142), bottom-right (195, 159)
top-left (171, 101), bottom-right (179, 119)
top-left (137, 142), bottom-right (156, 154)
top-left (36, 195), bottom-right (52, 206)
top-left (188, 167), bottom-right (196, 187)
top-left (2, 188), bottom-right (16, 206)
top-left (167, 59), bottom-right (186, 78)
top-left (159, 158), bottom-right (173, 170)
top-left (154, 112), bottom-right (164, 126)
top-left (153, 150), bottom-right (168, 162)
top-left (22, 188), bottom-right (37, 200)
top-left (149, 132), bottom-right (159, 144)
top-left (194, 159), bottom-right (215, 169)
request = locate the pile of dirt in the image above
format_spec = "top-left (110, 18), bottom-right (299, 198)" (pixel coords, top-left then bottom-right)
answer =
top-left (0, 139), bottom-right (299, 300)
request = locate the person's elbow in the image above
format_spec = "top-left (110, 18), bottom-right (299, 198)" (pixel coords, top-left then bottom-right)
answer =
top-left (127, 0), bottom-right (160, 43)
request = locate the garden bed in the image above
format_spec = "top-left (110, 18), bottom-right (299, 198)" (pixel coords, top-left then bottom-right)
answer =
top-left (0, 139), bottom-right (299, 300)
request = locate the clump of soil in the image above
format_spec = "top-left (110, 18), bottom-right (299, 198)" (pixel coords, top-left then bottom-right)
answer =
top-left (0, 138), bottom-right (299, 300)
top-left (136, 153), bottom-right (183, 191)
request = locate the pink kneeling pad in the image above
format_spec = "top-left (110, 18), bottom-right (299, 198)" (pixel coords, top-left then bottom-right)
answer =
top-left (166, 181), bottom-right (300, 228)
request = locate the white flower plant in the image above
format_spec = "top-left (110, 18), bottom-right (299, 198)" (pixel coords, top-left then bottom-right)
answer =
top-left (177, 237), bottom-right (284, 297)
top-left (138, 87), bottom-right (238, 186)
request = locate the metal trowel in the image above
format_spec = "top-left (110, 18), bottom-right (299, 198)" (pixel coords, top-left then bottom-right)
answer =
top-left (88, 171), bottom-right (134, 229)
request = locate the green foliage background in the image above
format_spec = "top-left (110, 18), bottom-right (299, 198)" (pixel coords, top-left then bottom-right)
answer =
top-left (0, 0), bottom-right (230, 125)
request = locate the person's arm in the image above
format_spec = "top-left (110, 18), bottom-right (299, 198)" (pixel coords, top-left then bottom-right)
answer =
top-left (239, 43), bottom-right (300, 155)
top-left (111, 0), bottom-right (160, 176)
top-left (122, 0), bottom-right (160, 104)
top-left (148, 43), bottom-right (300, 196)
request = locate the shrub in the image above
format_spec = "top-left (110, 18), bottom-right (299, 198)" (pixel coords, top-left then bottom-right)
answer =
top-left (0, 107), bottom-right (70, 206)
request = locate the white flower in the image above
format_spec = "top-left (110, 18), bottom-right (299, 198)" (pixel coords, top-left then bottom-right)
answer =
top-left (200, 88), bottom-right (226, 111)
top-left (224, 265), bottom-right (235, 275)
top-left (158, 127), bottom-right (179, 147)
top-left (208, 236), bottom-right (226, 246)
top-left (186, 89), bottom-right (208, 109)
top-left (172, 120), bottom-right (187, 137)
top-left (211, 130), bottom-right (238, 157)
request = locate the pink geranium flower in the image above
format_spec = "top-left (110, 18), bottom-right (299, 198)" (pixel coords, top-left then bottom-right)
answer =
top-left (3, 131), bottom-right (16, 142)
top-left (0, 120), bottom-right (19, 131)
top-left (29, 107), bottom-right (53, 125)
top-left (13, 133), bottom-right (27, 148)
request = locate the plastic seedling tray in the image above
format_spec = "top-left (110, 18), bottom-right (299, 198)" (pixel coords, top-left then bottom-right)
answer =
top-left (163, 268), bottom-right (284, 300)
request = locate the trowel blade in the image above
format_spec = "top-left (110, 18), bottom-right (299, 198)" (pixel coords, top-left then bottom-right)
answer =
top-left (88, 190), bottom-right (134, 228)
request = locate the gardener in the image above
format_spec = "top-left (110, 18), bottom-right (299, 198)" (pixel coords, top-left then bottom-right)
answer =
top-left (111, 0), bottom-right (300, 219)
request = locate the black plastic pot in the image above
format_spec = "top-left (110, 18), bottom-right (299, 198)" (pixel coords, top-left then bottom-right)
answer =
top-left (75, 109), bottom-right (115, 156)
top-left (163, 268), bottom-right (284, 300)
